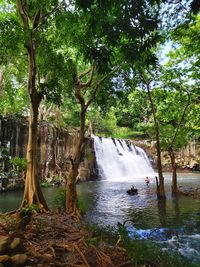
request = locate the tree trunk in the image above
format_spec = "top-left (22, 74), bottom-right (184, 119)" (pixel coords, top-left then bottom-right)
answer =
top-left (167, 91), bottom-right (190, 196)
top-left (169, 147), bottom-right (179, 196)
top-left (17, 3), bottom-right (48, 209)
top-left (146, 83), bottom-right (166, 199)
top-left (66, 162), bottom-right (79, 214)
top-left (66, 111), bottom-right (86, 216)
top-left (21, 104), bottom-right (48, 210)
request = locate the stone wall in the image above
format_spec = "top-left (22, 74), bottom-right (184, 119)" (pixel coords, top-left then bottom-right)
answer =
top-left (0, 116), bottom-right (199, 189)
top-left (0, 116), bottom-right (96, 187)
top-left (134, 139), bottom-right (200, 171)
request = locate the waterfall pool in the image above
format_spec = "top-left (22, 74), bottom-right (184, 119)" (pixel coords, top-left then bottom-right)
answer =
top-left (0, 172), bottom-right (200, 263)
top-left (78, 172), bottom-right (200, 264)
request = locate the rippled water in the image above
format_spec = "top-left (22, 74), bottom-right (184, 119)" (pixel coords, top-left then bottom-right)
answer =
top-left (77, 172), bottom-right (200, 264)
top-left (0, 172), bottom-right (200, 263)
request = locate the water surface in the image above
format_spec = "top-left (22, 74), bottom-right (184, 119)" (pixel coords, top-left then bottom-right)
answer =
top-left (0, 172), bottom-right (200, 263)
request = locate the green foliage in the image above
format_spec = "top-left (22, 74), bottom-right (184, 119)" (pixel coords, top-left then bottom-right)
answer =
top-left (84, 223), bottom-right (118, 246)
top-left (53, 188), bottom-right (66, 211)
top-left (85, 237), bottom-right (97, 246)
top-left (77, 196), bottom-right (87, 215)
top-left (112, 129), bottom-right (146, 140)
top-left (21, 204), bottom-right (41, 213)
top-left (87, 107), bottom-right (117, 135)
top-left (10, 157), bottom-right (27, 171)
top-left (53, 188), bottom-right (88, 214)
top-left (40, 180), bottom-right (52, 188)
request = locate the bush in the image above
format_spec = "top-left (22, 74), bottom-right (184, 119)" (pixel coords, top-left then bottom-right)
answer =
top-left (10, 157), bottom-right (27, 171)
top-left (53, 188), bottom-right (88, 214)
top-left (53, 188), bottom-right (66, 211)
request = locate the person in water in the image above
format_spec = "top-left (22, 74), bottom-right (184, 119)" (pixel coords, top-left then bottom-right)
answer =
top-left (145, 176), bottom-right (150, 186)
top-left (131, 185), bottom-right (135, 190)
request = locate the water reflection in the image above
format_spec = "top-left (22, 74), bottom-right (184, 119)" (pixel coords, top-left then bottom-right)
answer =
top-left (157, 199), bottom-right (166, 227)
top-left (172, 197), bottom-right (181, 225)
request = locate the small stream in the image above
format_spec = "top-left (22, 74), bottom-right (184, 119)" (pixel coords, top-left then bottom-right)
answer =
top-left (0, 172), bottom-right (200, 263)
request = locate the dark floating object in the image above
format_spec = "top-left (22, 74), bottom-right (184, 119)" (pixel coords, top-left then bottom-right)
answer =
top-left (127, 186), bottom-right (138, 195)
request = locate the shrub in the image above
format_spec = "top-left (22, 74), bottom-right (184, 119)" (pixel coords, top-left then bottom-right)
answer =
top-left (10, 157), bottom-right (27, 171)
top-left (53, 188), bottom-right (66, 211)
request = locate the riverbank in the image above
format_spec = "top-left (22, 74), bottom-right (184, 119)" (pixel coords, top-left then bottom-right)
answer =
top-left (0, 211), bottom-right (133, 267)
top-left (0, 210), bottom-right (197, 267)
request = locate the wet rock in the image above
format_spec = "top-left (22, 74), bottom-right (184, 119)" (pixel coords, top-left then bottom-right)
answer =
top-left (11, 254), bottom-right (27, 266)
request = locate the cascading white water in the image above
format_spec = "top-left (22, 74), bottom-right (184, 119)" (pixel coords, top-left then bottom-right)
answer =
top-left (92, 134), bottom-right (155, 181)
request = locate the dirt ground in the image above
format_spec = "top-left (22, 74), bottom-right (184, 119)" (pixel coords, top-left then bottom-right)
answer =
top-left (0, 211), bottom-right (134, 267)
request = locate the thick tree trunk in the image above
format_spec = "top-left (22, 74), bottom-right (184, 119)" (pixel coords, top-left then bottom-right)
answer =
top-left (169, 148), bottom-right (179, 196)
top-left (66, 162), bottom-right (79, 214)
top-left (21, 51), bottom-right (48, 209)
top-left (21, 105), bottom-right (48, 210)
top-left (146, 83), bottom-right (166, 199)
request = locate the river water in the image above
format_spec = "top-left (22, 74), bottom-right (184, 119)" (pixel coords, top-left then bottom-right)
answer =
top-left (0, 172), bottom-right (200, 263)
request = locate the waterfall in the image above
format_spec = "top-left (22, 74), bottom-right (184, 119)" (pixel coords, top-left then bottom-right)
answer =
top-left (92, 135), bottom-right (155, 181)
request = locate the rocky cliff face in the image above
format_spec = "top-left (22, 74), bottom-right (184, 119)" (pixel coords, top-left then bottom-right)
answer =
top-left (134, 139), bottom-right (200, 171)
top-left (0, 116), bottom-right (96, 189)
top-left (0, 116), bottom-right (199, 190)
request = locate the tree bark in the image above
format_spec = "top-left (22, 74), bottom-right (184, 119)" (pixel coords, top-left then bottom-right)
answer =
top-left (66, 66), bottom-right (118, 215)
top-left (168, 91), bottom-right (190, 197)
top-left (168, 147), bottom-right (179, 196)
top-left (66, 111), bottom-right (86, 216)
top-left (17, 0), bottom-right (48, 210)
top-left (21, 104), bottom-right (48, 210)
top-left (146, 82), bottom-right (166, 199)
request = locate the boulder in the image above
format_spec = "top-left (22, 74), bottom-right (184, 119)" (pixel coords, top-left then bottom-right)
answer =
top-left (0, 236), bottom-right (10, 254)
top-left (11, 254), bottom-right (27, 266)
top-left (0, 255), bottom-right (10, 263)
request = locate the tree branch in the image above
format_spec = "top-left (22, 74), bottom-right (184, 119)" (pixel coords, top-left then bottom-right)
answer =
top-left (33, 8), bottom-right (41, 28)
top-left (16, 0), bottom-right (29, 28)
top-left (85, 65), bottom-right (119, 110)
top-left (79, 65), bottom-right (95, 88)
top-left (169, 90), bottom-right (191, 149)
top-left (33, 2), bottom-right (67, 32)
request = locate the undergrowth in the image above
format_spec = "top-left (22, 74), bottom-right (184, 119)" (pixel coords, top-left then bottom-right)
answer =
top-left (84, 222), bottom-right (198, 267)
top-left (117, 223), bottom-right (198, 267)
top-left (53, 188), bottom-right (87, 214)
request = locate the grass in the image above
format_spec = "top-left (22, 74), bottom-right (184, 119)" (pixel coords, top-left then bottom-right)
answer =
top-left (52, 188), bottom-right (88, 214)
top-left (112, 131), bottom-right (147, 140)
top-left (97, 128), bottom-right (148, 140)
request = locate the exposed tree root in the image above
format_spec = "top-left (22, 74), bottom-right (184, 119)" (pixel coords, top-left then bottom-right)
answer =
top-left (73, 243), bottom-right (90, 267)
top-left (91, 244), bottom-right (115, 267)
top-left (0, 212), bottom-right (133, 267)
